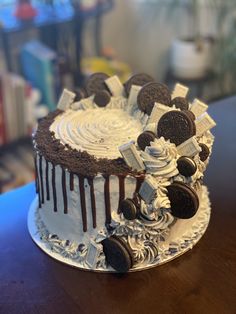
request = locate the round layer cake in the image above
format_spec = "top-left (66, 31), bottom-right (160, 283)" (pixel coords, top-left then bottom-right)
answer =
top-left (31, 73), bottom-right (215, 273)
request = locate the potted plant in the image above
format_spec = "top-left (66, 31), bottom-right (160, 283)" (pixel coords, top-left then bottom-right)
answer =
top-left (163, 0), bottom-right (215, 79)
top-left (214, 3), bottom-right (236, 96)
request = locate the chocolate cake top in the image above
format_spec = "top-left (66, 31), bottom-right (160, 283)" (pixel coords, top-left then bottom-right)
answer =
top-left (34, 110), bottom-right (141, 177)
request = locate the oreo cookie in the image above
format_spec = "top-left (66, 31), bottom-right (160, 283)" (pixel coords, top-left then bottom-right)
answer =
top-left (137, 82), bottom-right (171, 115)
top-left (167, 182), bottom-right (199, 219)
top-left (74, 87), bottom-right (87, 101)
top-left (137, 131), bottom-right (156, 151)
top-left (177, 156), bottom-right (197, 177)
top-left (102, 235), bottom-right (134, 272)
top-left (157, 110), bottom-right (196, 146)
top-left (120, 198), bottom-right (137, 220)
top-left (124, 73), bottom-right (154, 96)
top-left (199, 143), bottom-right (210, 161)
top-left (183, 110), bottom-right (195, 121)
top-left (85, 72), bottom-right (110, 96)
top-left (94, 90), bottom-right (111, 107)
top-left (171, 97), bottom-right (189, 110)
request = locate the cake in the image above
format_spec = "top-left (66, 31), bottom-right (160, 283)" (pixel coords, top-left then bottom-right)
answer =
top-left (30, 73), bottom-right (216, 273)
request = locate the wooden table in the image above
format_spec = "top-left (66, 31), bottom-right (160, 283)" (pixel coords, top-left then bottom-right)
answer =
top-left (0, 97), bottom-right (236, 314)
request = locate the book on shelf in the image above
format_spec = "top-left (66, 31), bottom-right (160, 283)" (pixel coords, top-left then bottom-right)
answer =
top-left (0, 72), bottom-right (40, 145)
top-left (0, 82), bottom-right (6, 145)
top-left (21, 40), bottom-right (59, 111)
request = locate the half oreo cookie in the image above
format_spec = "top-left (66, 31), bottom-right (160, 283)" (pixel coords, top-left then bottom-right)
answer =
top-left (94, 90), bottom-right (111, 107)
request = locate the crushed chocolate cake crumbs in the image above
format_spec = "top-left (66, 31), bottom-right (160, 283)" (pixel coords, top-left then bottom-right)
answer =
top-left (34, 110), bottom-right (142, 177)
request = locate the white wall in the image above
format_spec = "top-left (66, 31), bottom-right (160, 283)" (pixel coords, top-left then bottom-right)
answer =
top-left (83, 0), bottom-right (217, 80)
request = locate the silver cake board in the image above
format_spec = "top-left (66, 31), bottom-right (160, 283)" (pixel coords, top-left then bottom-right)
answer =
top-left (28, 186), bottom-right (211, 273)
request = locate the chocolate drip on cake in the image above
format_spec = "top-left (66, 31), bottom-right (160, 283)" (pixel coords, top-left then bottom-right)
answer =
top-left (34, 154), bottom-right (39, 194)
top-left (35, 155), bottom-right (42, 208)
top-left (118, 175), bottom-right (126, 213)
top-left (103, 175), bottom-right (111, 225)
top-left (52, 164), bottom-right (57, 212)
top-left (69, 172), bottom-right (74, 191)
top-left (88, 177), bottom-right (97, 228)
top-left (78, 175), bottom-right (87, 232)
top-left (39, 155), bottom-right (44, 204)
top-left (45, 160), bottom-right (50, 201)
top-left (61, 168), bottom-right (68, 214)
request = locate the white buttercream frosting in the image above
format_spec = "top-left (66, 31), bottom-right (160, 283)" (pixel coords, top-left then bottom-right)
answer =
top-left (50, 106), bottom-right (143, 159)
top-left (141, 137), bottom-right (179, 178)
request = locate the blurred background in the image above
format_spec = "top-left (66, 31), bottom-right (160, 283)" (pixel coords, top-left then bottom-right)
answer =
top-left (0, 0), bottom-right (235, 193)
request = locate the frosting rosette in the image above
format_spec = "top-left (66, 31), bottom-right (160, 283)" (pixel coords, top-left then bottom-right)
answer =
top-left (141, 137), bottom-right (179, 178)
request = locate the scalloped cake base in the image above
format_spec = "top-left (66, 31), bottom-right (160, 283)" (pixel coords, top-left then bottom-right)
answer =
top-left (28, 186), bottom-right (211, 273)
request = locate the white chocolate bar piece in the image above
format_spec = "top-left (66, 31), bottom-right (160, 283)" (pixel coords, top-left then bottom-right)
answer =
top-left (139, 176), bottom-right (158, 204)
top-left (148, 103), bottom-right (171, 124)
top-left (172, 83), bottom-right (189, 99)
top-left (105, 75), bottom-right (124, 97)
top-left (195, 113), bottom-right (216, 136)
top-left (119, 141), bottom-right (145, 172)
top-left (177, 137), bottom-right (201, 157)
top-left (86, 241), bottom-right (103, 268)
top-left (190, 99), bottom-right (208, 117)
top-left (127, 85), bottom-right (142, 111)
top-left (57, 89), bottom-right (76, 110)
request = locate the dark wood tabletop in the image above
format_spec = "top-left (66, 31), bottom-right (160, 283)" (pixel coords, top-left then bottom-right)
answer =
top-left (0, 97), bottom-right (236, 314)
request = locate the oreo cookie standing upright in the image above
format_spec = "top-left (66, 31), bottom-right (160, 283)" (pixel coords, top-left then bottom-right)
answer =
top-left (102, 235), bottom-right (134, 273)
top-left (119, 198), bottom-right (137, 220)
top-left (167, 181), bottom-right (199, 219)
top-left (137, 131), bottom-right (156, 151)
top-left (199, 143), bottom-right (210, 161)
top-left (124, 73), bottom-right (154, 96)
top-left (177, 156), bottom-right (197, 177)
top-left (170, 97), bottom-right (189, 110)
top-left (137, 82), bottom-right (171, 115)
top-left (85, 72), bottom-right (110, 96)
top-left (157, 110), bottom-right (196, 146)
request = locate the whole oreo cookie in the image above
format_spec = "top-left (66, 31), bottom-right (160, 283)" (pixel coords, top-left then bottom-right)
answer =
top-left (85, 72), bottom-right (110, 96)
top-left (137, 82), bottom-right (171, 115)
top-left (120, 198), bottom-right (137, 220)
top-left (102, 235), bottom-right (134, 272)
top-left (177, 156), bottom-right (197, 177)
top-left (199, 143), bottom-right (210, 161)
top-left (94, 90), bottom-right (111, 107)
top-left (124, 73), bottom-right (154, 96)
top-left (171, 97), bottom-right (189, 110)
top-left (157, 110), bottom-right (196, 146)
top-left (167, 182), bottom-right (199, 219)
top-left (137, 131), bottom-right (156, 151)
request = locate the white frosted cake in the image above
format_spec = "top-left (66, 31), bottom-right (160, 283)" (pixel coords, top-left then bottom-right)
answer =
top-left (30, 73), bottom-right (216, 272)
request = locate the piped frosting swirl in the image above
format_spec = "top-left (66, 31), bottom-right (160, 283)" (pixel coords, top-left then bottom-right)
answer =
top-left (50, 105), bottom-right (143, 159)
top-left (141, 137), bottom-right (179, 178)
